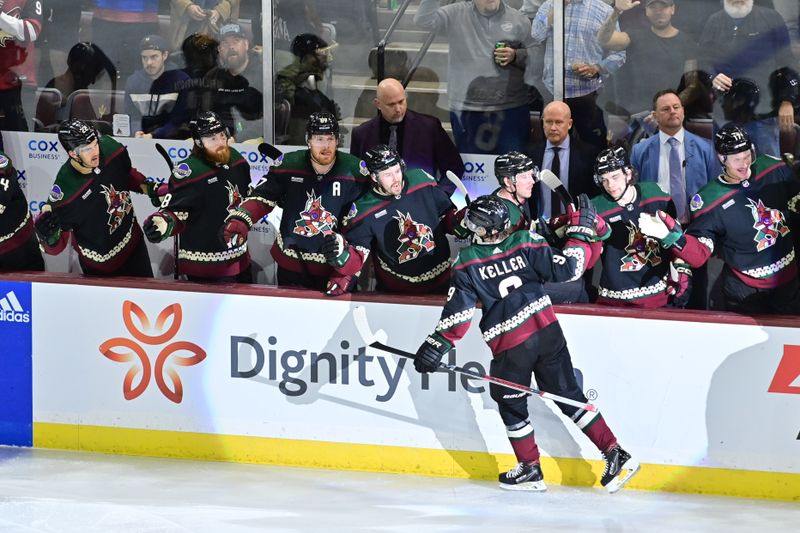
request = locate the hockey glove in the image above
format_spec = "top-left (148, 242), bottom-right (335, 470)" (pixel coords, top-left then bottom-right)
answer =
top-left (222, 209), bottom-right (253, 248)
top-left (34, 208), bottom-right (62, 246)
top-left (325, 273), bottom-right (355, 296)
top-left (414, 333), bottom-right (452, 374)
top-left (638, 210), bottom-right (685, 248)
top-left (565, 194), bottom-right (598, 242)
top-left (143, 212), bottom-right (175, 243)
top-left (667, 260), bottom-right (693, 308)
top-left (142, 180), bottom-right (168, 208)
top-left (321, 232), bottom-right (349, 267)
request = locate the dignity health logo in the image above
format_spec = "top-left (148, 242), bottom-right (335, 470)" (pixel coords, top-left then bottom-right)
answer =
top-left (0, 291), bottom-right (30, 323)
top-left (99, 301), bottom-right (206, 403)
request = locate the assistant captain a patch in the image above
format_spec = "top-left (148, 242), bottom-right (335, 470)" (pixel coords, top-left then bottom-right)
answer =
top-left (689, 194), bottom-right (703, 212)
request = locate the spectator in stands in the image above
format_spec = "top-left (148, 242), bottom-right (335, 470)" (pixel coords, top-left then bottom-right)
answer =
top-left (203, 23), bottom-right (263, 142)
top-left (700, 0), bottom-right (798, 138)
top-left (720, 78), bottom-right (780, 157)
top-left (45, 42), bottom-right (117, 106)
top-left (414, 0), bottom-right (536, 155)
top-left (531, 0), bottom-right (626, 150)
top-left (168, 0), bottom-right (240, 52)
top-left (350, 78), bottom-right (464, 193)
top-left (178, 32), bottom-right (219, 136)
top-left (529, 101), bottom-right (601, 219)
top-left (604, 0), bottom-right (699, 116)
top-left (631, 89), bottom-right (718, 309)
top-left (276, 33), bottom-right (340, 145)
top-left (677, 70), bottom-right (716, 122)
top-left (0, 0), bottom-right (43, 137)
top-left (125, 35), bottom-right (191, 139)
top-left (91, 0), bottom-right (159, 79)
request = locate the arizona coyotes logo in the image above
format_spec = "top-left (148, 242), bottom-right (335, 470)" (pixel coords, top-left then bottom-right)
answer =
top-left (747, 198), bottom-right (789, 252)
top-left (0, 6), bottom-right (22, 47)
top-left (99, 301), bottom-right (206, 404)
top-left (394, 211), bottom-right (434, 263)
top-left (620, 222), bottom-right (662, 272)
top-left (293, 191), bottom-right (336, 237)
top-left (225, 181), bottom-right (242, 212)
top-left (101, 184), bottom-right (132, 234)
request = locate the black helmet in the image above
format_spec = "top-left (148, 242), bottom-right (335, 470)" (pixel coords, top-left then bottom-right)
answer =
top-left (189, 111), bottom-right (228, 146)
top-left (769, 67), bottom-right (800, 110)
top-left (593, 146), bottom-right (630, 186)
top-left (464, 195), bottom-right (510, 240)
top-left (306, 111), bottom-right (339, 140)
top-left (58, 119), bottom-right (99, 153)
top-left (363, 144), bottom-right (404, 176)
top-left (494, 151), bottom-right (538, 185)
top-left (714, 124), bottom-right (752, 156)
top-left (291, 33), bottom-right (329, 58)
top-left (722, 78), bottom-right (760, 115)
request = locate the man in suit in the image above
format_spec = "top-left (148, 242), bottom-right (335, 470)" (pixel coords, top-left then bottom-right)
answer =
top-left (631, 88), bottom-right (719, 309)
top-left (631, 89), bottom-right (719, 224)
top-left (528, 100), bottom-right (601, 219)
top-left (350, 78), bottom-right (464, 194)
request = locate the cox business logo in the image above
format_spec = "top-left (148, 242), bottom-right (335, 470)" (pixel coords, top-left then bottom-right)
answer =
top-left (0, 290), bottom-right (30, 323)
top-left (27, 138), bottom-right (62, 160)
top-left (99, 301), bottom-right (206, 403)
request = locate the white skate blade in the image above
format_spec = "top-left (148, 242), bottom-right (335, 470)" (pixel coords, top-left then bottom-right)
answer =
top-left (499, 480), bottom-right (547, 492)
top-left (606, 460), bottom-right (641, 494)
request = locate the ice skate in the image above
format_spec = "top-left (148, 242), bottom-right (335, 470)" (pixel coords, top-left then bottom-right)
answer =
top-left (499, 462), bottom-right (547, 491)
top-left (601, 445), bottom-right (640, 494)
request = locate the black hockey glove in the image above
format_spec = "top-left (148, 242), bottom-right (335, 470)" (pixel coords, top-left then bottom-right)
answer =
top-left (565, 194), bottom-right (597, 242)
top-left (321, 232), bottom-right (348, 266)
top-left (414, 333), bottom-right (452, 374)
top-left (34, 209), bottom-right (62, 245)
top-left (143, 213), bottom-right (175, 243)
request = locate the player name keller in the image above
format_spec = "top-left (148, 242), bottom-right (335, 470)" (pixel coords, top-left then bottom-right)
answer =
top-left (478, 256), bottom-right (526, 280)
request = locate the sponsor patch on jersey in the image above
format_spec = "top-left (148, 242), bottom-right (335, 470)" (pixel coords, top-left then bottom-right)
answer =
top-left (0, 155), bottom-right (8, 168)
top-left (722, 199), bottom-right (736, 210)
top-left (81, 188), bottom-right (93, 200)
top-left (690, 194), bottom-right (703, 211)
top-left (291, 176), bottom-right (304, 183)
top-left (609, 215), bottom-right (622, 223)
top-left (173, 162), bottom-right (192, 179)
top-left (359, 160), bottom-right (370, 176)
top-left (374, 209), bottom-right (387, 219)
top-left (208, 177), bottom-right (218, 184)
top-left (48, 184), bottom-right (64, 202)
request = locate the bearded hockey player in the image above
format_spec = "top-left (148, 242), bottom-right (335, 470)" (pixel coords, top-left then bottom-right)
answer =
top-left (639, 124), bottom-right (800, 314)
top-left (222, 111), bottom-right (367, 290)
top-left (143, 111), bottom-right (252, 282)
top-left (321, 145), bottom-right (468, 295)
top-left (591, 146), bottom-right (691, 308)
top-left (0, 150), bottom-right (43, 271)
top-left (414, 194), bottom-right (639, 493)
top-left (35, 120), bottom-right (155, 277)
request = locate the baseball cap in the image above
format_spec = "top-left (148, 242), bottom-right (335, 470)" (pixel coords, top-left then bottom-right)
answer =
top-left (219, 23), bottom-right (249, 40)
top-left (645, 0), bottom-right (674, 6)
top-left (140, 34), bottom-right (168, 52)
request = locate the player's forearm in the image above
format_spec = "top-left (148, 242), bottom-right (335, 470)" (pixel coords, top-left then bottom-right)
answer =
top-left (0, 12), bottom-right (39, 42)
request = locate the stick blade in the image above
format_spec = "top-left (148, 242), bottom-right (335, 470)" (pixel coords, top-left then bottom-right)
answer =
top-left (446, 170), bottom-right (471, 208)
top-left (258, 142), bottom-right (284, 164)
top-left (352, 306), bottom-right (387, 345)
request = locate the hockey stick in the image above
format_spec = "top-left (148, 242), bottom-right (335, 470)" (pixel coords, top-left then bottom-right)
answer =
top-left (155, 143), bottom-right (180, 280)
top-left (258, 142), bottom-right (284, 165)
top-left (539, 168), bottom-right (575, 210)
top-left (352, 307), bottom-right (598, 412)
top-left (446, 170), bottom-right (471, 210)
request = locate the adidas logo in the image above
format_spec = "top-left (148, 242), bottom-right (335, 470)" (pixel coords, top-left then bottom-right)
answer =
top-left (0, 291), bottom-right (31, 323)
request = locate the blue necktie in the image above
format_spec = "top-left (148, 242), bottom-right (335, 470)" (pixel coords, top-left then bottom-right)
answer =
top-left (668, 137), bottom-right (687, 222)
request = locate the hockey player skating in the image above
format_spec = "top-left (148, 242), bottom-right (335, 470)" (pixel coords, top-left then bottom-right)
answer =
top-left (0, 150), bottom-right (43, 271)
top-left (591, 146), bottom-right (692, 308)
top-left (639, 124), bottom-right (800, 314)
top-left (143, 111), bottom-right (253, 282)
top-left (321, 145), bottom-right (468, 295)
top-left (222, 111), bottom-right (368, 290)
top-left (35, 120), bottom-right (157, 277)
top-left (413, 195), bottom-right (639, 492)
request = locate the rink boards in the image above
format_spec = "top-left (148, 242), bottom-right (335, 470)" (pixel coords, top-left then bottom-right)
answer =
top-left (0, 276), bottom-right (798, 502)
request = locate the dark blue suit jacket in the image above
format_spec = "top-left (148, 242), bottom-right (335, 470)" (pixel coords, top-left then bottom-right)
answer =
top-left (349, 109), bottom-right (464, 194)
top-left (630, 130), bottom-right (720, 203)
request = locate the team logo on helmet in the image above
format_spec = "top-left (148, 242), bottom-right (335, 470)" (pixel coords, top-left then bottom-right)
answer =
top-left (394, 211), bottom-right (435, 263)
top-left (173, 162), bottom-right (192, 179)
top-left (101, 185), bottom-right (132, 234)
top-left (225, 182), bottom-right (242, 213)
top-left (48, 184), bottom-right (64, 202)
top-left (293, 191), bottom-right (337, 237)
top-left (621, 222), bottom-right (662, 272)
top-left (747, 198), bottom-right (790, 252)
